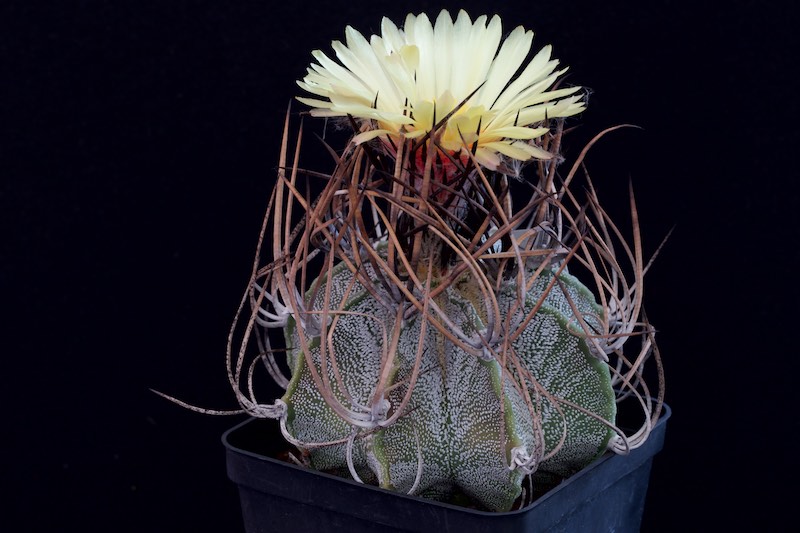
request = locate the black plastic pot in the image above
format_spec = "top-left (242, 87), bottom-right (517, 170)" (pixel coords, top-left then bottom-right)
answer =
top-left (223, 403), bottom-right (670, 533)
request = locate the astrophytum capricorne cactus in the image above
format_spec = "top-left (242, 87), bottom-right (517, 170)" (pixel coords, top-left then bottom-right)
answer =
top-left (219, 10), bottom-right (664, 513)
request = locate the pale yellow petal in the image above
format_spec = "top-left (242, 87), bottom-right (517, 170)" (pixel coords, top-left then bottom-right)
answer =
top-left (466, 15), bottom-right (502, 99)
top-left (296, 95), bottom-right (337, 110)
top-left (494, 84), bottom-right (583, 127)
top-left (516, 95), bottom-right (585, 124)
top-left (342, 26), bottom-right (405, 109)
top-left (482, 141), bottom-right (553, 161)
top-left (485, 126), bottom-right (550, 140)
top-left (353, 129), bottom-right (396, 144)
top-left (404, 129), bottom-right (428, 139)
top-left (433, 10), bottom-right (454, 98)
top-left (474, 147), bottom-right (501, 169)
top-left (476, 26), bottom-right (533, 108)
top-left (492, 46), bottom-right (558, 111)
top-left (308, 108), bottom-right (346, 118)
top-left (410, 13), bottom-right (436, 102)
top-left (380, 16), bottom-right (405, 53)
top-left (310, 49), bottom-right (371, 99)
top-left (449, 10), bottom-right (474, 95)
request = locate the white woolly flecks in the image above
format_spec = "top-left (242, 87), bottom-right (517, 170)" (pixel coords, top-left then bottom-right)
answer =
top-left (297, 10), bottom-right (586, 170)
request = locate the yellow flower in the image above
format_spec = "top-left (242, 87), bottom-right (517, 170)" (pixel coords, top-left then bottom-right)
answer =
top-left (297, 10), bottom-right (585, 170)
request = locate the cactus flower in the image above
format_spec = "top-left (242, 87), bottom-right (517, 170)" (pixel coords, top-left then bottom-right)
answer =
top-left (297, 10), bottom-right (585, 171)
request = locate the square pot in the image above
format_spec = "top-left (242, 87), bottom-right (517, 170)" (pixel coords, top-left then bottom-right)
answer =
top-left (223, 403), bottom-right (670, 532)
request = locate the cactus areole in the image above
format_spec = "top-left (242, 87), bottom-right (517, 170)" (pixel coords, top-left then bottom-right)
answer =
top-left (224, 9), bottom-right (665, 513)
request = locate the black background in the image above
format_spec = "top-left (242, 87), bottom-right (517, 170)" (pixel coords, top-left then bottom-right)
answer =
top-left (3, 1), bottom-right (797, 531)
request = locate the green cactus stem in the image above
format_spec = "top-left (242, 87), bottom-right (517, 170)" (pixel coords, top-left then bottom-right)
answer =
top-left (279, 252), bottom-right (615, 511)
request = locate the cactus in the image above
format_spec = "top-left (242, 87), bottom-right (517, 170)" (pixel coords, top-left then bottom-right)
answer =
top-left (223, 10), bottom-right (664, 513)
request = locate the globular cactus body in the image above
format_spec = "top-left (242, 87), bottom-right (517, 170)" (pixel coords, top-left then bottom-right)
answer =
top-left (282, 259), bottom-right (615, 511)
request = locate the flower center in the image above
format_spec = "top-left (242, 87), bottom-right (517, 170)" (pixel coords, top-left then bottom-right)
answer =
top-left (402, 93), bottom-right (489, 155)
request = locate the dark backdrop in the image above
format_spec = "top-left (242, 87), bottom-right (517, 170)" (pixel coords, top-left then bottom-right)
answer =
top-left (3, 1), bottom-right (797, 531)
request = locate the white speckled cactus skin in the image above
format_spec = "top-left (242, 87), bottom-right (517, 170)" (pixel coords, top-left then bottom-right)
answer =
top-left (282, 259), bottom-right (615, 511)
